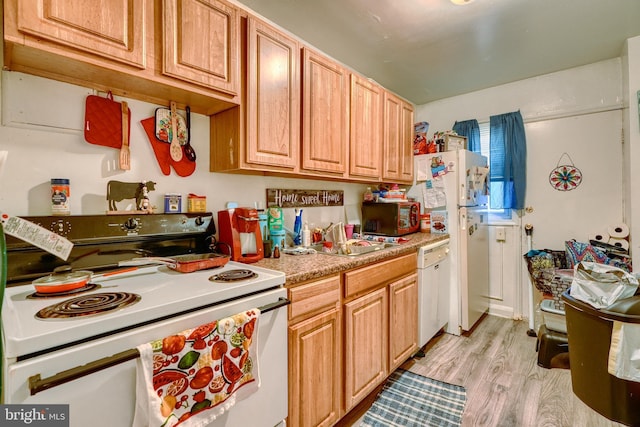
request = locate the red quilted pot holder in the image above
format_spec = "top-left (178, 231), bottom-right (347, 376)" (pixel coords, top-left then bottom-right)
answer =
top-left (84, 91), bottom-right (131, 149)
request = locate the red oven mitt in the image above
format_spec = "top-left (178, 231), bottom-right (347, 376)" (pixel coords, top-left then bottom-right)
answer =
top-left (141, 117), bottom-right (195, 177)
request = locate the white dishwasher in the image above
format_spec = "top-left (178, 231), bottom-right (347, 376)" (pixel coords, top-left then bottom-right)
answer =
top-left (417, 238), bottom-right (451, 350)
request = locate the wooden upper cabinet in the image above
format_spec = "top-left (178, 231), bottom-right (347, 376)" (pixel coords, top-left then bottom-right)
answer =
top-left (400, 101), bottom-right (415, 181)
top-left (349, 74), bottom-right (382, 180)
top-left (245, 17), bottom-right (300, 170)
top-left (302, 48), bottom-right (349, 176)
top-left (12, 0), bottom-right (147, 68)
top-left (383, 91), bottom-right (414, 183)
top-left (162, 0), bottom-right (239, 95)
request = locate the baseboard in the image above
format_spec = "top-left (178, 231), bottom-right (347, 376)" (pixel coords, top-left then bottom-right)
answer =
top-left (488, 304), bottom-right (514, 319)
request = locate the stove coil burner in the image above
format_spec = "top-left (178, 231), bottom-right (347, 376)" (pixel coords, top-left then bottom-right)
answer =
top-left (209, 269), bottom-right (258, 283)
top-left (35, 292), bottom-right (141, 319)
top-left (28, 283), bottom-right (102, 299)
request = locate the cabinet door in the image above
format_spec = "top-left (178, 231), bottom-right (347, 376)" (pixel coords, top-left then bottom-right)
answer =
top-left (163, 0), bottom-right (239, 94)
top-left (383, 92), bottom-right (414, 183)
top-left (289, 308), bottom-right (341, 427)
top-left (349, 74), bottom-right (382, 180)
top-left (14, 0), bottom-right (147, 68)
top-left (246, 18), bottom-right (300, 169)
top-left (389, 273), bottom-right (419, 372)
top-left (399, 101), bottom-right (415, 181)
top-left (344, 287), bottom-right (388, 411)
top-left (302, 48), bottom-right (348, 176)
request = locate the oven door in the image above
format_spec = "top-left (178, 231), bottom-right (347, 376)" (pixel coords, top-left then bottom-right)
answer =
top-left (3, 287), bottom-right (288, 427)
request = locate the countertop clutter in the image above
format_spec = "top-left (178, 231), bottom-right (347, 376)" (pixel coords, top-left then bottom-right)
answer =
top-left (255, 232), bottom-right (447, 286)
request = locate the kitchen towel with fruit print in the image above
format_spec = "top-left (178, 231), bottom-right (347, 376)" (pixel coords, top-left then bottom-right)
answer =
top-left (133, 308), bottom-right (260, 427)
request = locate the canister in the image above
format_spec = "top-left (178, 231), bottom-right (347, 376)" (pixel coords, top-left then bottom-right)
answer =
top-left (420, 214), bottom-right (431, 233)
top-left (187, 194), bottom-right (206, 213)
top-left (270, 229), bottom-right (286, 251)
top-left (164, 193), bottom-right (182, 213)
top-left (257, 209), bottom-right (268, 240)
top-left (51, 178), bottom-right (70, 215)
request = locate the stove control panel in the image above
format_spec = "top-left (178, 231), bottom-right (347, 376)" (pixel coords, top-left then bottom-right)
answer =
top-left (49, 218), bottom-right (73, 237)
top-left (6, 213), bottom-right (215, 245)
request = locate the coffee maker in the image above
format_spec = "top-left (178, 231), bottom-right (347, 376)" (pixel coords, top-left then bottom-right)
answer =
top-left (217, 207), bottom-right (264, 263)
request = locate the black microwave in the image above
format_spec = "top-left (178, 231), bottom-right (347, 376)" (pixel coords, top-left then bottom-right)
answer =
top-left (361, 201), bottom-right (420, 236)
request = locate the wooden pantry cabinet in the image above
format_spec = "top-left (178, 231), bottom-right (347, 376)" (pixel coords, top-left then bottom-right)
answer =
top-left (383, 91), bottom-right (415, 184)
top-left (210, 15), bottom-right (301, 174)
top-left (4, 0), bottom-right (240, 115)
top-left (287, 275), bottom-right (342, 427)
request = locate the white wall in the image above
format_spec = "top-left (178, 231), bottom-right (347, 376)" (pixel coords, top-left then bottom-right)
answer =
top-left (623, 36), bottom-right (640, 268)
top-left (415, 58), bottom-right (625, 319)
top-left (0, 72), bottom-right (367, 235)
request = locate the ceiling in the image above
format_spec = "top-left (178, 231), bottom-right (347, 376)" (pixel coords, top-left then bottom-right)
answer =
top-left (233, 0), bottom-right (640, 105)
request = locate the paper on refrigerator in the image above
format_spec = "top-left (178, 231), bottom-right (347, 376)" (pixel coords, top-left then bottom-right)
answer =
top-left (420, 179), bottom-right (446, 208)
top-left (415, 155), bottom-right (430, 181)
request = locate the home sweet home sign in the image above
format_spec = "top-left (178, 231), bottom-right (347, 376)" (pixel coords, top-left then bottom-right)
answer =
top-left (266, 188), bottom-right (344, 208)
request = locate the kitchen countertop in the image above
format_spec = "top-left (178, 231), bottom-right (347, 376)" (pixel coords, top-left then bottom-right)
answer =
top-left (254, 232), bottom-right (449, 286)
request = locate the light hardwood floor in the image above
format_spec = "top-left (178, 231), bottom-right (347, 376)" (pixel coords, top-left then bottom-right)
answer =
top-left (344, 315), bottom-right (626, 427)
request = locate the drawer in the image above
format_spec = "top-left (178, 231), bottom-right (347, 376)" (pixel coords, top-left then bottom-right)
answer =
top-left (344, 252), bottom-right (417, 299)
top-left (287, 274), bottom-right (341, 322)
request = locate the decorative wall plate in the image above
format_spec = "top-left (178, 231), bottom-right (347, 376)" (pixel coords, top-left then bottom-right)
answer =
top-left (549, 152), bottom-right (582, 191)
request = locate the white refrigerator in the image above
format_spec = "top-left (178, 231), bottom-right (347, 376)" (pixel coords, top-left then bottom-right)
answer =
top-left (409, 150), bottom-right (490, 336)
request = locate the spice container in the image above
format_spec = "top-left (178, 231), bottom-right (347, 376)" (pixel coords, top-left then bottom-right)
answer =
top-left (51, 179), bottom-right (70, 215)
top-left (187, 194), bottom-right (206, 213)
top-left (164, 194), bottom-right (182, 213)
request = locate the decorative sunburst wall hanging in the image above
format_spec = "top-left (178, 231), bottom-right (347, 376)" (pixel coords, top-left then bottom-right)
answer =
top-left (549, 152), bottom-right (582, 191)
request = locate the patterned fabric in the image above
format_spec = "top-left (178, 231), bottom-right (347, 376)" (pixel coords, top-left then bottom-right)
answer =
top-left (564, 240), bottom-right (632, 272)
top-left (361, 369), bottom-right (466, 427)
top-left (524, 250), bottom-right (557, 294)
top-left (565, 240), bottom-right (608, 268)
top-left (606, 257), bottom-right (633, 273)
top-left (134, 309), bottom-right (260, 427)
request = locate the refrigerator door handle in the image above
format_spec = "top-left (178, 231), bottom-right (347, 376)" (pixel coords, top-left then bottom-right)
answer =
top-left (460, 210), bottom-right (467, 231)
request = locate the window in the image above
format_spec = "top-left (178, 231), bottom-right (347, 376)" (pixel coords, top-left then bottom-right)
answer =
top-left (479, 121), bottom-right (512, 219)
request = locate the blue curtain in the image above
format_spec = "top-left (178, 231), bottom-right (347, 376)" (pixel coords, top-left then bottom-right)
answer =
top-left (452, 119), bottom-right (481, 153)
top-left (489, 111), bottom-right (527, 210)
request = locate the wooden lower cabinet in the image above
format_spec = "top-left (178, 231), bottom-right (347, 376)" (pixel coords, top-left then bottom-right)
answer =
top-left (343, 286), bottom-right (388, 411)
top-left (388, 273), bottom-right (419, 372)
top-left (289, 308), bottom-right (342, 427)
top-left (287, 254), bottom-right (417, 426)
top-left (288, 276), bottom-right (342, 427)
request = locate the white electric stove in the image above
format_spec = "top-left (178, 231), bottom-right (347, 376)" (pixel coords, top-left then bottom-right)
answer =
top-left (1, 213), bottom-right (288, 427)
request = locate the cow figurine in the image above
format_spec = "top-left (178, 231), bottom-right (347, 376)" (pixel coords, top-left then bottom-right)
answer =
top-left (107, 180), bottom-right (156, 212)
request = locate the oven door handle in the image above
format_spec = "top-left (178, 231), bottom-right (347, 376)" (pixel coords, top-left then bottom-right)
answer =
top-left (28, 297), bottom-right (291, 396)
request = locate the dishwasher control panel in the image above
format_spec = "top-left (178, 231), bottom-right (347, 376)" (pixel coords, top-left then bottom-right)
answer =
top-left (418, 239), bottom-right (450, 269)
